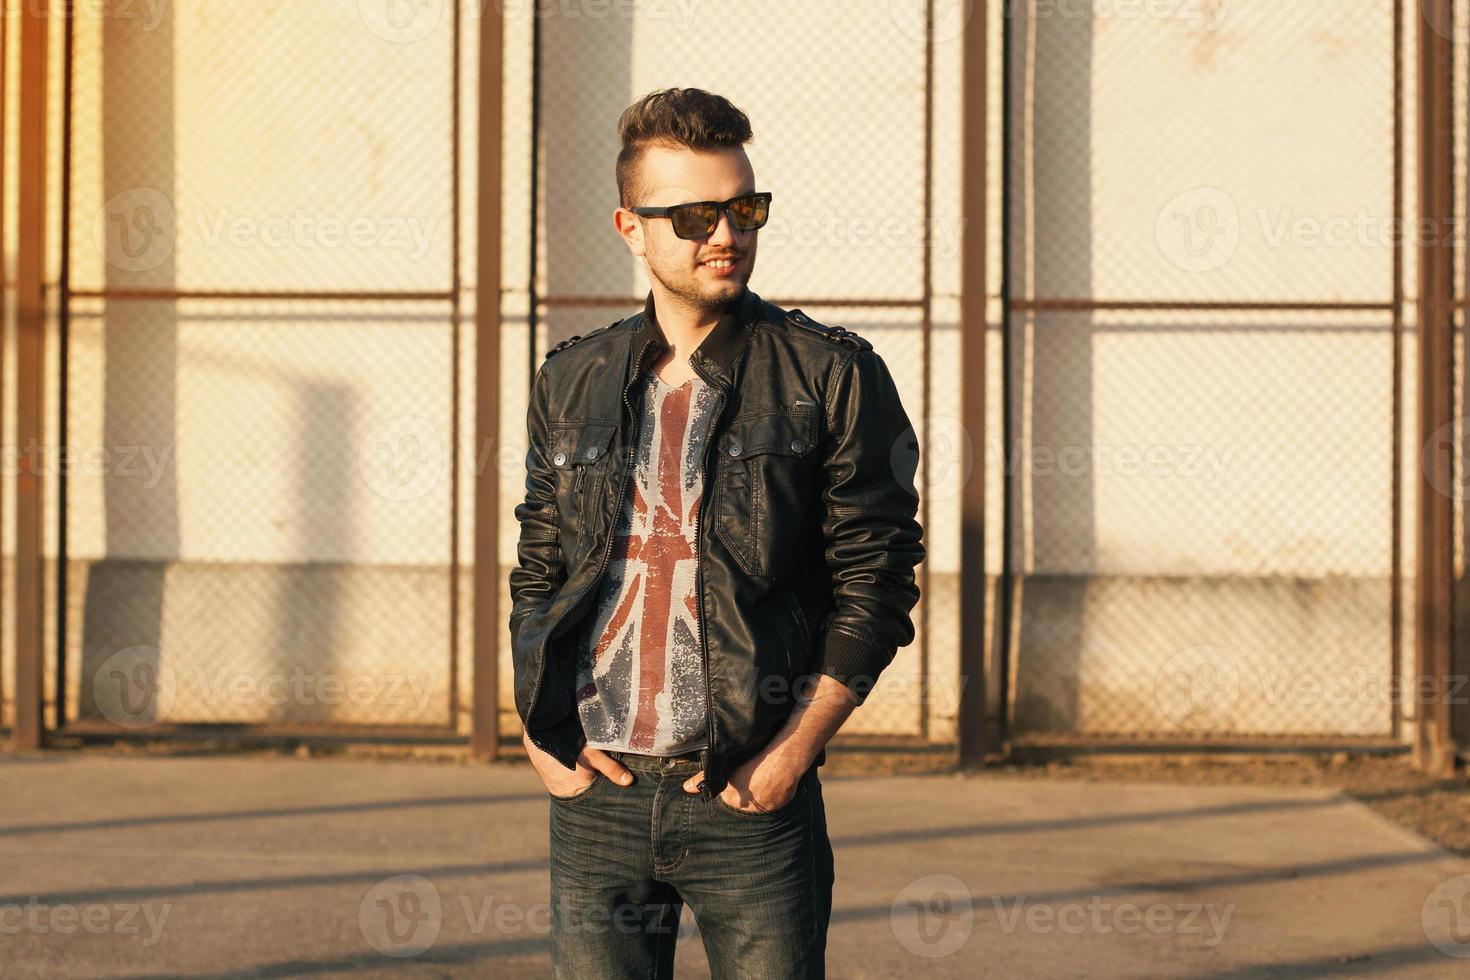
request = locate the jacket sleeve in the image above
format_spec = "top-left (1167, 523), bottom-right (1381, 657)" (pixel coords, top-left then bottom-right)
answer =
top-left (815, 346), bottom-right (925, 705)
top-left (508, 360), bottom-right (567, 638)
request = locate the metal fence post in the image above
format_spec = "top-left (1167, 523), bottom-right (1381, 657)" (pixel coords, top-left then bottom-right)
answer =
top-left (472, 1), bottom-right (505, 761)
top-left (1415, 0), bottom-right (1457, 775)
top-left (12, 0), bottom-right (49, 752)
top-left (957, 0), bottom-right (991, 766)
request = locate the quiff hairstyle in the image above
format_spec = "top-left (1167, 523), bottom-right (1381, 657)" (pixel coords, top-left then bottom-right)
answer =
top-left (616, 87), bottom-right (753, 209)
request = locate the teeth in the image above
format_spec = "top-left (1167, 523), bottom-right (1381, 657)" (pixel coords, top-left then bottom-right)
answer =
top-left (706, 260), bottom-right (733, 269)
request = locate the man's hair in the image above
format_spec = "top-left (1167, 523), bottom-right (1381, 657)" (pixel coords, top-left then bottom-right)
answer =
top-left (616, 87), bottom-right (753, 209)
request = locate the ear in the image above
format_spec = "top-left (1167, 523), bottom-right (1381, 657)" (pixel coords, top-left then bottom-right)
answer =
top-left (613, 206), bottom-right (645, 258)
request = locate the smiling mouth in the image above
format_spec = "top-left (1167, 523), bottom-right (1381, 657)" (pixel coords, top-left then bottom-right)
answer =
top-left (701, 257), bottom-right (738, 269)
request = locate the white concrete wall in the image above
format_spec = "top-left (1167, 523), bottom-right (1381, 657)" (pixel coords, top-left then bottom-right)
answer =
top-left (0, 0), bottom-right (1427, 742)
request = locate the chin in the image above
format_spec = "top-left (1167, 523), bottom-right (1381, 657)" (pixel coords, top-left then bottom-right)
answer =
top-left (704, 276), bottom-right (747, 300)
top-left (656, 268), bottom-right (748, 308)
top-left (711, 279), bottom-right (745, 298)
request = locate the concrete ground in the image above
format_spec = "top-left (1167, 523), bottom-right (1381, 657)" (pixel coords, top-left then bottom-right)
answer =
top-left (1, 752), bottom-right (1468, 979)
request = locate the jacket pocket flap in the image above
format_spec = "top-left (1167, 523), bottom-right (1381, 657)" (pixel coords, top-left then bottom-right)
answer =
top-left (549, 421), bottom-right (617, 468)
top-left (719, 412), bottom-right (820, 459)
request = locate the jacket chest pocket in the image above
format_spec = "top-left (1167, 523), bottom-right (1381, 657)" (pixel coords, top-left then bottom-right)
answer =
top-left (713, 412), bottom-right (821, 578)
top-left (549, 421), bottom-right (618, 569)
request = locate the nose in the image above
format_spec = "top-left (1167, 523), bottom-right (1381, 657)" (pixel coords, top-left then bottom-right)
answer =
top-left (707, 209), bottom-right (736, 247)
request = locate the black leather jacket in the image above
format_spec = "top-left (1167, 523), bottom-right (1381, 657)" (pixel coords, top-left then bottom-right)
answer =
top-left (509, 286), bottom-right (924, 803)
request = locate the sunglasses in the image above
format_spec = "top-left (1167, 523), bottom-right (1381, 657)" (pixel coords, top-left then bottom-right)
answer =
top-left (630, 191), bottom-right (773, 240)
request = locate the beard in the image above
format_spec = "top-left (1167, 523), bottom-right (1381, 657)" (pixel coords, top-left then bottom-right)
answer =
top-left (646, 249), bottom-right (755, 313)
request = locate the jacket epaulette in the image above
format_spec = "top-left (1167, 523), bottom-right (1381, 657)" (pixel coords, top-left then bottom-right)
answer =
top-left (545, 317), bottom-right (624, 359)
top-left (784, 308), bottom-right (873, 351)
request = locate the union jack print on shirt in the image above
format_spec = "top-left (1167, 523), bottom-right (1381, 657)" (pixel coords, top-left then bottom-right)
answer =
top-left (574, 367), bottom-right (720, 755)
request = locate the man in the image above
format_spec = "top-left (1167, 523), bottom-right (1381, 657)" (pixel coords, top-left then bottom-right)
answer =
top-left (509, 87), bottom-right (925, 979)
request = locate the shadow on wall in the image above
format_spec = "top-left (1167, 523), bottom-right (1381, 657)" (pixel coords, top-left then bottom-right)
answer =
top-left (539, 13), bottom-right (637, 343)
top-left (1006, 3), bottom-right (1096, 735)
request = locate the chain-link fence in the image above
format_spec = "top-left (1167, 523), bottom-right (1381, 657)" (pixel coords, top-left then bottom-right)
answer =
top-left (2, 0), bottom-right (1460, 757)
top-left (1002, 0), bottom-right (1408, 744)
top-left (56, 0), bottom-right (472, 733)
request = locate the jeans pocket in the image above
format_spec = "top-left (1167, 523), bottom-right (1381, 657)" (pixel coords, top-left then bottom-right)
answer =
top-left (548, 771), bottom-right (603, 804)
top-left (714, 771), bottom-right (806, 819)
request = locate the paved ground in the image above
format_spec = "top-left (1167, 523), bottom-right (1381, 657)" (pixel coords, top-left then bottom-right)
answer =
top-left (2, 752), bottom-right (1468, 978)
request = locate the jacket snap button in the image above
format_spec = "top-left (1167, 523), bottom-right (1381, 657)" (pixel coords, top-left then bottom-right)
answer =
top-left (727, 442), bottom-right (743, 457)
top-left (552, 451), bottom-right (568, 466)
top-left (790, 439), bottom-right (806, 454)
top-left (584, 446), bottom-right (600, 461)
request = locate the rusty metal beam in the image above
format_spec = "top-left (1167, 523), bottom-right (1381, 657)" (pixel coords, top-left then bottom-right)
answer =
top-left (1012, 299), bottom-right (1394, 313)
top-left (447, 0), bottom-right (464, 737)
top-left (1390, 0), bottom-right (1405, 744)
top-left (1415, 0), bottom-right (1456, 774)
top-left (956, 0), bottom-right (990, 766)
top-left (537, 295), bottom-right (926, 309)
top-left (471, 3), bottom-right (504, 761)
top-left (12, 0), bottom-right (47, 751)
top-left (66, 288), bottom-right (454, 303)
top-left (918, 0), bottom-right (935, 742)
top-left (0, 0), bottom-right (10, 733)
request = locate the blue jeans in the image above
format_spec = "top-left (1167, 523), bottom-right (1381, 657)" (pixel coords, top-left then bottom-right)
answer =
top-left (547, 748), bottom-right (834, 979)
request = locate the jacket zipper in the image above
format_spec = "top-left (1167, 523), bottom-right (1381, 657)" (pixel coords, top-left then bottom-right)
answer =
top-left (524, 340), bottom-right (650, 766)
top-left (690, 354), bottom-right (726, 821)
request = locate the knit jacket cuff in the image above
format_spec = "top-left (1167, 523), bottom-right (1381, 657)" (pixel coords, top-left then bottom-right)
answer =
top-left (817, 628), bottom-right (891, 706)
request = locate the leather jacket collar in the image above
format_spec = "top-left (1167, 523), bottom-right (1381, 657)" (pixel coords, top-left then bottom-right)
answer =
top-left (627, 285), bottom-right (763, 389)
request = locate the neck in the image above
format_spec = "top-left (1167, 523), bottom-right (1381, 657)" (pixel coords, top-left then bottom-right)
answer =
top-left (649, 283), bottom-right (736, 354)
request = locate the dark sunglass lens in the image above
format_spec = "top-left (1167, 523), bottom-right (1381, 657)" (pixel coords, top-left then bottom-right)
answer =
top-left (671, 203), bottom-right (719, 239)
top-left (727, 194), bottom-right (769, 230)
